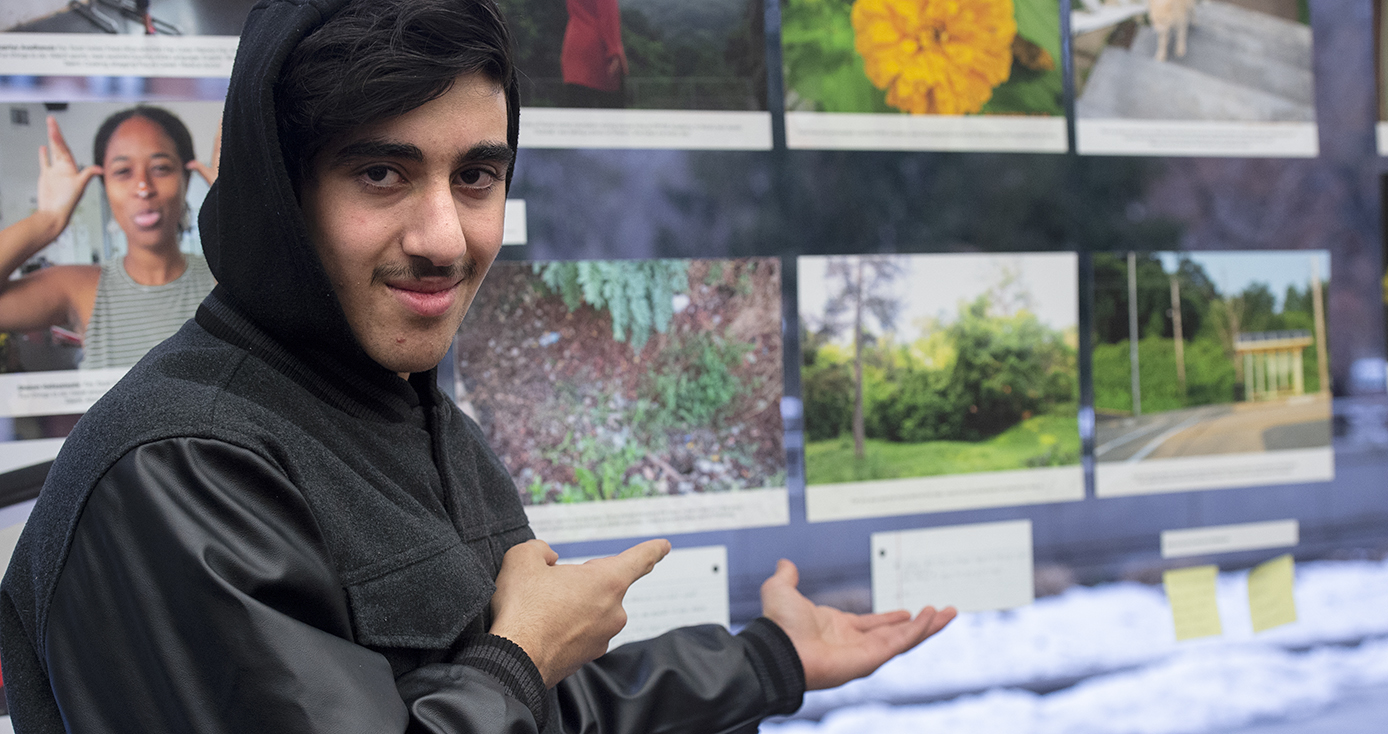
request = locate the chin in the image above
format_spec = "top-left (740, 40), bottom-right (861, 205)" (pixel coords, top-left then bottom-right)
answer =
top-left (128, 231), bottom-right (179, 251)
top-left (372, 340), bottom-right (453, 376)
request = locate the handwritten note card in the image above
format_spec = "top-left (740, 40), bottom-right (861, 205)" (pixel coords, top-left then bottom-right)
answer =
top-left (871, 520), bottom-right (1034, 614)
top-left (1248, 554), bottom-right (1297, 633)
top-left (561, 545), bottom-right (729, 649)
top-left (1163, 565), bottom-right (1223, 641)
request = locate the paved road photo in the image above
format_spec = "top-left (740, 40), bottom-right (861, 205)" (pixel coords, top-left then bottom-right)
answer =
top-left (1095, 395), bottom-right (1332, 463)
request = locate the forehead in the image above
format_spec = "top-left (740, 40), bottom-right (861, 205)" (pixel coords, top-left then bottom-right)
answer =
top-left (329, 73), bottom-right (508, 157)
top-left (104, 116), bottom-right (178, 161)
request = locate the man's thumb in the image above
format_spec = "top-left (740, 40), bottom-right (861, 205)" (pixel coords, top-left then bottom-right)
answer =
top-left (770, 558), bottom-right (799, 589)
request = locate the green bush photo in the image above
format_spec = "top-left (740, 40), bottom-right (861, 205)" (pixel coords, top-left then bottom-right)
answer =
top-left (800, 254), bottom-right (1079, 485)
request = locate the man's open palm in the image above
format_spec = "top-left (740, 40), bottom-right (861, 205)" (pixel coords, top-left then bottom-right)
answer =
top-left (760, 558), bottom-right (956, 690)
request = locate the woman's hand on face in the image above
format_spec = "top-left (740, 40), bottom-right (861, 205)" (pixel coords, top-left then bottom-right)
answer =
top-left (186, 117), bottom-right (221, 186)
top-left (36, 116), bottom-right (102, 231)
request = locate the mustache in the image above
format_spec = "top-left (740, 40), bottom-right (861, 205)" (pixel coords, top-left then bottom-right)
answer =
top-left (371, 255), bottom-right (477, 286)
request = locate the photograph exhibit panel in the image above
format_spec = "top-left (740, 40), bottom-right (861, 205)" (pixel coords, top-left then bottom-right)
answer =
top-left (452, 257), bottom-right (789, 542)
top-left (497, 0), bottom-right (773, 149)
top-left (0, 0), bottom-right (249, 86)
top-left (798, 252), bottom-right (1083, 522)
top-left (0, 99), bottom-right (224, 504)
top-left (1092, 250), bottom-right (1334, 497)
top-left (1072, 0), bottom-right (1318, 156)
top-left (780, 0), bottom-right (1068, 152)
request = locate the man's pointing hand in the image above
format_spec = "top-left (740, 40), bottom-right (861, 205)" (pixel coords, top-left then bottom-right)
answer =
top-left (489, 538), bottom-right (671, 687)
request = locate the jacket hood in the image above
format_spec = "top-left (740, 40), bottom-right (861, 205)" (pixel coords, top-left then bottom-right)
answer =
top-left (200, 0), bottom-right (394, 383)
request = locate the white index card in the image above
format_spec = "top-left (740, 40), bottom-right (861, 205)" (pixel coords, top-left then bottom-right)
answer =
top-left (1161, 519), bottom-right (1299, 559)
top-left (502, 200), bottom-right (527, 245)
top-left (871, 520), bottom-right (1034, 614)
top-left (561, 545), bottom-right (729, 649)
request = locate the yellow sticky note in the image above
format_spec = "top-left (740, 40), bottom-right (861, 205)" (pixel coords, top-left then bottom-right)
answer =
top-left (1163, 565), bottom-right (1223, 641)
top-left (1248, 554), bottom-right (1297, 633)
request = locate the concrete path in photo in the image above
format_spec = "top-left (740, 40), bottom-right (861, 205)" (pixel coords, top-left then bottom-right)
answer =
top-left (1095, 394), bottom-right (1332, 462)
top-left (1076, 0), bottom-right (1314, 122)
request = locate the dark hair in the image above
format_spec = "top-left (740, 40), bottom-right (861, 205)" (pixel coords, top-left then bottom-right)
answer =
top-left (92, 106), bottom-right (196, 179)
top-left (274, 0), bottom-right (521, 192)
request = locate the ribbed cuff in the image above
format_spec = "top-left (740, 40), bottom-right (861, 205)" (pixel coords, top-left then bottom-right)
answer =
top-left (455, 634), bottom-right (548, 730)
top-left (737, 617), bottom-right (806, 716)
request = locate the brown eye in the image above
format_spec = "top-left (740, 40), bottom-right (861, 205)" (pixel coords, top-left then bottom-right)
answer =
top-left (359, 165), bottom-right (402, 188)
top-left (457, 168), bottom-right (497, 190)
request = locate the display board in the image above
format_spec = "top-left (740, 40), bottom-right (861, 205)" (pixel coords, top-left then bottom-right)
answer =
top-left (798, 252), bottom-right (1083, 520)
top-left (3, 0), bottom-right (1387, 731)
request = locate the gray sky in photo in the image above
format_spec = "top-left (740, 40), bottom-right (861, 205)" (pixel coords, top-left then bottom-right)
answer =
top-left (799, 253), bottom-right (1079, 346)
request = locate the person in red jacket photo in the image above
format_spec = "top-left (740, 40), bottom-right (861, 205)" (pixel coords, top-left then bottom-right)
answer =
top-left (561, 0), bottom-right (628, 107)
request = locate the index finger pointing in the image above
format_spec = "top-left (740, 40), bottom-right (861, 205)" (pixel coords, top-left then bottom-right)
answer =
top-left (608, 538), bottom-right (671, 581)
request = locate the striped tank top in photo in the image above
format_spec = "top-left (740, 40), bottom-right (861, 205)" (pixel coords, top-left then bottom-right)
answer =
top-left (81, 255), bottom-right (217, 370)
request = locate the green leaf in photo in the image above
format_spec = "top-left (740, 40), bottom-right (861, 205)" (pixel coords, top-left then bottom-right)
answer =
top-left (982, 0), bottom-right (1064, 115)
top-left (1015, 0), bottom-right (1061, 62)
top-left (982, 66), bottom-right (1063, 116)
top-left (781, 0), bottom-right (887, 113)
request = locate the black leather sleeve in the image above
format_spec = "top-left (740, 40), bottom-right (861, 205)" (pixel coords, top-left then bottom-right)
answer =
top-left (42, 438), bottom-right (804, 733)
top-left (554, 619), bottom-right (805, 734)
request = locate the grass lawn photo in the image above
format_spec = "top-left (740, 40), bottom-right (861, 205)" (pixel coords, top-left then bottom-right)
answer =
top-left (806, 412), bottom-right (1079, 484)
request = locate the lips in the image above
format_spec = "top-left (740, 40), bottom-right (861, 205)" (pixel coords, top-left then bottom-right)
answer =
top-left (132, 210), bottom-right (162, 228)
top-left (387, 278), bottom-right (462, 318)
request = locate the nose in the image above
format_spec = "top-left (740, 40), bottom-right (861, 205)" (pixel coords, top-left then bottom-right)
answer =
top-left (135, 177), bottom-right (152, 199)
top-left (400, 180), bottom-right (467, 267)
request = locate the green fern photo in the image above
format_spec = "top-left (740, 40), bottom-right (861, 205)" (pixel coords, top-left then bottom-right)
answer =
top-left (454, 258), bottom-right (786, 505)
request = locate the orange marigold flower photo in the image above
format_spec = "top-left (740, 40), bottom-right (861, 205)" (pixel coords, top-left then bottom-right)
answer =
top-left (852, 0), bottom-right (1017, 115)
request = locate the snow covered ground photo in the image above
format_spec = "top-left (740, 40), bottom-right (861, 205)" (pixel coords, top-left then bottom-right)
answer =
top-left (763, 556), bottom-right (1388, 734)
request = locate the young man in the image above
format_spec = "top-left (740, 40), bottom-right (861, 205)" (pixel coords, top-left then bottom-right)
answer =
top-left (0, 1), bottom-right (954, 731)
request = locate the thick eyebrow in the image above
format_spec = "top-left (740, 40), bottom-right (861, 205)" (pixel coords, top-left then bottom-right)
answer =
top-left (330, 139), bottom-right (424, 166)
top-left (455, 141), bottom-right (514, 170)
top-left (107, 152), bottom-right (177, 164)
top-left (329, 139), bottom-right (514, 171)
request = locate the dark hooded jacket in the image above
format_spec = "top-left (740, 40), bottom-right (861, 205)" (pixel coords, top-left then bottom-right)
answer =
top-left (0, 0), bottom-right (804, 731)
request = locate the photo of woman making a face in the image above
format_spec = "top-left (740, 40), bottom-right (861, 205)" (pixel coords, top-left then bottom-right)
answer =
top-left (0, 107), bottom-right (219, 370)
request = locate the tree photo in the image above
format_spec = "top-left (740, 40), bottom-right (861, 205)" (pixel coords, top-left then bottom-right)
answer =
top-left (799, 253), bottom-right (1079, 486)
